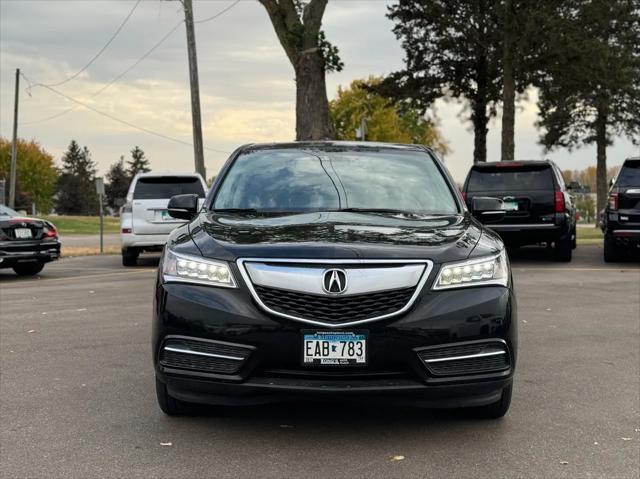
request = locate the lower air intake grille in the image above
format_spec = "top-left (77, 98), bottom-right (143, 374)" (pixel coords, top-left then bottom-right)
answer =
top-left (159, 337), bottom-right (253, 375)
top-left (417, 341), bottom-right (510, 377)
top-left (253, 285), bottom-right (415, 323)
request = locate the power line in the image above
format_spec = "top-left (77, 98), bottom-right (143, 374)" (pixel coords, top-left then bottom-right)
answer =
top-left (38, 0), bottom-right (142, 88)
top-left (28, 79), bottom-right (229, 155)
top-left (21, 0), bottom-right (242, 126)
top-left (194, 0), bottom-right (241, 24)
top-left (22, 19), bottom-right (185, 125)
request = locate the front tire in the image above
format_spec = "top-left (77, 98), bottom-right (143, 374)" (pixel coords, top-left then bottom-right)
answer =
top-left (13, 262), bottom-right (45, 276)
top-left (554, 235), bottom-right (572, 262)
top-left (122, 248), bottom-right (139, 267)
top-left (155, 377), bottom-right (194, 416)
top-left (467, 384), bottom-right (513, 419)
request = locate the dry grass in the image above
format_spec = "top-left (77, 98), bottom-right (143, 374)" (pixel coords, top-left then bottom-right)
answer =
top-left (61, 246), bottom-right (120, 257)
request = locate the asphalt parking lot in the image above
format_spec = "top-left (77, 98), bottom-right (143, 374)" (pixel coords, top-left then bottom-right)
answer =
top-left (1, 246), bottom-right (638, 479)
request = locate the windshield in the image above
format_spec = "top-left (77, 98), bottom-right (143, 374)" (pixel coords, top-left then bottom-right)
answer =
top-left (133, 177), bottom-right (205, 200)
top-left (467, 165), bottom-right (554, 192)
top-left (0, 205), bottom-right (19, 217)
top-left (616, 160), bottom-right (640, 187)
top-left (212, 148), bottom-right (458, 214)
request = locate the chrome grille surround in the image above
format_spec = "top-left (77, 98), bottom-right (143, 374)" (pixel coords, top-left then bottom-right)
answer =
top-left (237, 258), bottom-right (433, 328)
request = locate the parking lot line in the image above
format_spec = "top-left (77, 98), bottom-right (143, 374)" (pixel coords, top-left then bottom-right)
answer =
top-left (0, 268), bottom-right (156, 287)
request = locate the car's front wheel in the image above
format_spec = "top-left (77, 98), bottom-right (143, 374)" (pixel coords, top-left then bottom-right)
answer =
top-left (467, 383), bottom-right (513, 419)
top-left (155, 377), bottom-right (194, 416)
top-left (12, 262), bottom-right (45, 276)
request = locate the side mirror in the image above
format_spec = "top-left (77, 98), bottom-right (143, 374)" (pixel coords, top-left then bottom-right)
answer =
top-left (472, 197), bottom-right (506, 224)
top-left (168, 194), bottom-right (199, 221)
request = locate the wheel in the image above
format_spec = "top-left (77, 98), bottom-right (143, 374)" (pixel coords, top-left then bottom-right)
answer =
top-left (121, 248), bottom-right (139, 267)
top-left (604, 234), bottom-right (622, 263)
top-left (12, 262), bottom-right (44, 276)
top-left (571, 227), bottom-right (577, 249)
top-left (554, 235), bottom-right (572, 262)
top-left (467, 384), bottom-right (512, 419)
top-left (155, 377), bottom-right (194, 416)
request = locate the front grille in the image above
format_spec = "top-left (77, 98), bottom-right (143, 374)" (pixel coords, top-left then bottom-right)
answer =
top-left (417, 341), bottom-right (510, 377)
top-left (159, 337), bottom-right (253, 375)
top-left (253, 285), bottom-right (415, 323)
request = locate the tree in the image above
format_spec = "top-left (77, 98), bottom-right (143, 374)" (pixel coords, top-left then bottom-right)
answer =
top-left (383, 0), bottom-right (502, 163)
top-left (127, 146), bottom-right (151, 177)
top-left (537, 0), bottom-right (640, 213)
top-left (105, 156), bottom-right (131, 212)
top-left (55, 140), bottom-right (99, 215)
top-left (330, 77), bottom-right (449, 156)
top-left (0, 138), bottom-right (59, 213)
top-left (258, 0), bottom-right (343, 140)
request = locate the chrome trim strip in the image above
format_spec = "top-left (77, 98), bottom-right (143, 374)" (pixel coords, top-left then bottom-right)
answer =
top-left (237, 258), bottom-right (434, 328)
top-left (624, 188), bottom-right (640, 194)
top-left (244, 262), bottom-right (426, 296)
top-left (423, 350), bottom-right (506, 363)
top-left (612, 229), bottom-right (640, 234)
top-left (163, 346), bottom-right (244, 361)
top-left (488, 223), bottom-right (557, 229)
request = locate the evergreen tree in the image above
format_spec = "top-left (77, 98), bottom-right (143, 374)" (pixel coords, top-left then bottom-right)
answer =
top-left (127, 146), bottom-right (151, 178)
top-left (55, 140), bottom-right (99, 215)
top-left (536, 0), bottom-right (640, 213)
top-left (105, 156), bottom-right (131, 212)
top-left (382, 0), bottom-right (503, 163)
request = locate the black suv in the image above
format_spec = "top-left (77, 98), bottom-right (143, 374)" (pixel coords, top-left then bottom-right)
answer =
top-left (462, 160), bottom-right (576, 261)
top-left (603, 157), bottom-right (640, 262)
top-left (153, 142), bottom-right (517, 419)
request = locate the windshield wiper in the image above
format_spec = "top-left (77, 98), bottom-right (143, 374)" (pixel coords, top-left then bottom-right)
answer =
top-left (334, 208), bottom-right (415, 214)
top-left (212, 208), bottom-right (261, 213)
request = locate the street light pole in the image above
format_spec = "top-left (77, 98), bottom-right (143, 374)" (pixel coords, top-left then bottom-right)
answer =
top-left (182, 0), bottom-right (206, 179)
top-left (9, 68), bottom-right (20, 208)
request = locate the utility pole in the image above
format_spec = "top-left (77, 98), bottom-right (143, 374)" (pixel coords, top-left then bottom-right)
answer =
top-left (182, 0), bottom-right (206, 179)
top-left (9, 68), bottom-right (20, 208)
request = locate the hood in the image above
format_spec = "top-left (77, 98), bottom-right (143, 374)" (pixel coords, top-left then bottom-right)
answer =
top-left (188, 210), bottom-right (484, 264)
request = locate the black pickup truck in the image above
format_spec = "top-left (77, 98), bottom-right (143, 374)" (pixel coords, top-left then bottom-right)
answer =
top-left (462, 160), bottom-right (576, 261)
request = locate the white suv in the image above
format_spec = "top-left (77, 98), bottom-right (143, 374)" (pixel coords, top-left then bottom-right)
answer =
top-left (120, 172), bottom-right (207, 266)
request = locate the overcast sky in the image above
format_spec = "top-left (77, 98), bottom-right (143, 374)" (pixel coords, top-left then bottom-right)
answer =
top-left (1, 0), bottom-right (638, 183)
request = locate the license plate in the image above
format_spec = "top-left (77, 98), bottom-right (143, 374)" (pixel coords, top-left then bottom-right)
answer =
top-left (303, 331), bottom-right (367, 365)
top-left (504, 201), bottom-right (519, 211)
top-left (14, 228), bottom-right (32, 239)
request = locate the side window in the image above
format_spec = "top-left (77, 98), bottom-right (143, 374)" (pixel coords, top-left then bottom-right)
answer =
top-left (553, 165), bottom-right (565, 190)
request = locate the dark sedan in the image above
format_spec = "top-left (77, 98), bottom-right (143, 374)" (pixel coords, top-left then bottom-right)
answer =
top-left (153, 142), bottom-right (517, 419)
top-left (0, 205), bottom-right (60, 276)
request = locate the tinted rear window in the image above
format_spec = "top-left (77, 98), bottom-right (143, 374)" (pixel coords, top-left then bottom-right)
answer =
top-left (616, 160), bottom-right (640, 187)
top-left (133, 177), bottom-right (205, 199)
top-left (467, 165), bottom-right (554, 192)
top-left (213, 149), bottom-right (458, 214)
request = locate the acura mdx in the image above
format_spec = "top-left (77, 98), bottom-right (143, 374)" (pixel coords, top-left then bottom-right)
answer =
top-left (153, 142), bottom-right (517, 419)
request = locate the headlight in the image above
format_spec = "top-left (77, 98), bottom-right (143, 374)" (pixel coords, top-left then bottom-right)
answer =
top-left (432, 251), bottom-right (509, 290)
top-left (162, 249), bottom-right (236, 288)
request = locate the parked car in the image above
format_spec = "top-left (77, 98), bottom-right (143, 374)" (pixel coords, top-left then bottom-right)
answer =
top-left (153, 141), bottom-right (517, 419)
top-left (0, 204), bottom-right (60, 276)
top-left (603, 157), bottom-right (640, 262)
top-left (462, 160), bottom-right (576, 261)
top-left (120, 172), bottom-right (207, 266)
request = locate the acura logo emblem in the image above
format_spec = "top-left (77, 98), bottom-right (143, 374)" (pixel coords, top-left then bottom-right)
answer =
top-left (322, 269), bottom-right (347, 294)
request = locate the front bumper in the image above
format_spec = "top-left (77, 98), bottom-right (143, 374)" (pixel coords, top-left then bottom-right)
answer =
top-left (0, 240), bottom-right (60, 268)
top-left (153, 270), bottom-right (518, 408)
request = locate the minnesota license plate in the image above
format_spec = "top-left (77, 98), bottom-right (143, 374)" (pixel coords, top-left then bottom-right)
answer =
top-left (504, 201), bottom-right (519, 211)
top-left (303, 331), bottom-right (367, 365)
top-left (14, 228), bottom-right (32, 239)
